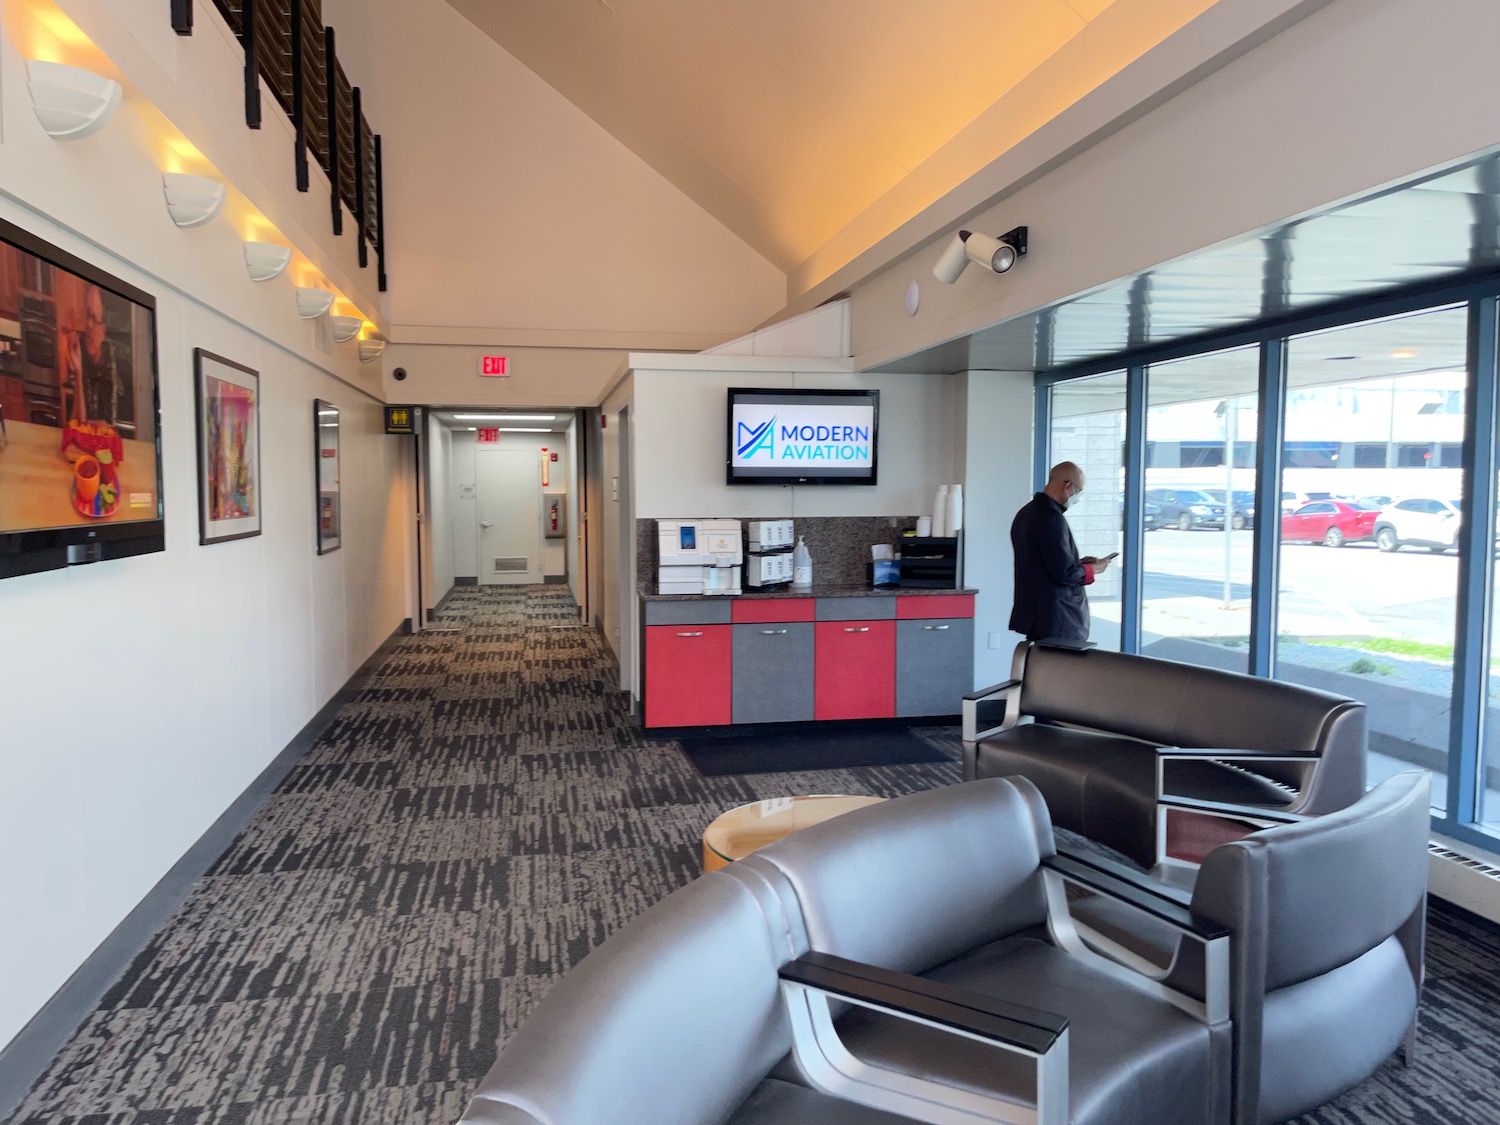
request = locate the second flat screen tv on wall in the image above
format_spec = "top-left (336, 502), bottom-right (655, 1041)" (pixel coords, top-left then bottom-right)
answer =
top-left (727, 387), bottom-right (879, 486)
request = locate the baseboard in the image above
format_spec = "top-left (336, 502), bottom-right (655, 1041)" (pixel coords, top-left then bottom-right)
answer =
top-left (455, 576), bottom-right (478, 586)
top-left (0, 622), bottom-right (409, 1122)
top-left (543, 574), bottom-right (567, 584)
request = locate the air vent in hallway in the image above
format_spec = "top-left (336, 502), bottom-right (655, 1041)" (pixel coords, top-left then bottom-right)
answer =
top-left (493, 557), bottom-right (529, 573)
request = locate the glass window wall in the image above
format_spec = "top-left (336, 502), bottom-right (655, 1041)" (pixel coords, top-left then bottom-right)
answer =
top-left (1275, 307), bottom-right (1468, 812)
top-left (1142, 348), bottom-right (1258, 670)
top-left (1048, 372), bottom-right (1126, 651)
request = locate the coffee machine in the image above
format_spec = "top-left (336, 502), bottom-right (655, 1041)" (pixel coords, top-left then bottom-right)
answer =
top-left (657, 519), bottom-right (743, 595)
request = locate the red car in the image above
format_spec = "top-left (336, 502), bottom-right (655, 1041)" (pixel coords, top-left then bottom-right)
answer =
top-left (1280, 500), bottom-right (1380, 547)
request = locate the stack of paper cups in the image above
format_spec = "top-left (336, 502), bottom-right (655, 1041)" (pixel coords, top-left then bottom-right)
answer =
top-left (946, 484), bottom-right (963, 534)
top-left (932, 486), bottom-right (949, 537)
top-left (916, 516), bottom-right (932, 536)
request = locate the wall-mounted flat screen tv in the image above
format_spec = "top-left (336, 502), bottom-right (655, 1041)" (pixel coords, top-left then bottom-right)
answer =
top-left (727, 387), bottom-right (879, 486)
top-left (0, 217), bottom-right (164, 579)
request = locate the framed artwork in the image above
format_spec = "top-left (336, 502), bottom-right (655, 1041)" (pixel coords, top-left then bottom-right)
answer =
top-left (315, 398), bottom-right (341, 554)
top-left (194, 349), bottom-right (261, 545)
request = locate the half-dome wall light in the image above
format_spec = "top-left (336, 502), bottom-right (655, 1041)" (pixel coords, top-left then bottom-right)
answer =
top-left (359, 336), bottom-right (387, 363)
top-left (27, 60), bottom-right (122, 140)
top-left (329, 315), bottom-right (364, 342)
top-left (244, 241), bottom-right (292, 282)
top-left (296, 287), bottom-right (336, 319)
top-left (162, 173), bottom-right (226, 228)
top-left (932, 225), bottom-right (1028, 284)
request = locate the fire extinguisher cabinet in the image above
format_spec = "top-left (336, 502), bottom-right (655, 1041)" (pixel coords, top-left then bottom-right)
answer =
top-left (542, 491), bottom-right (566, 539)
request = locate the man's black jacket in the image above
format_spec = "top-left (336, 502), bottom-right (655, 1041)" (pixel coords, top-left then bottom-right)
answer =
top-left (1009, 491), bottom-right (1090, 641)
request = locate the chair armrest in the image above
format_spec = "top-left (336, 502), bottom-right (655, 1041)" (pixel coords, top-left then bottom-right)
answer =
top-left (962, 679), bottom-right (1022, 741)
top-left (779, 951), bottom-right (1070, 1125)
top-left (1054, 839), bottom-right (1192, 908)
top-left (1043, 853), bottom-right (1221, 939)
top-left (963, 678), bottom-right (1020, 703)
top-left (1041, 855), bottom-right (1229, 1025)
top-left (782, 951), bottom-right (1066, 1054)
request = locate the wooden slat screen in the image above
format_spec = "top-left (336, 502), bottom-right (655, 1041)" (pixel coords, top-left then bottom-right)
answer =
top-left (300, 0), bottom-right (329, 173)
top-left (252, 0), bottom-right (294, 118)
top-left (334, 61), bottom-right (357, 220)
top-left (360, 118), bottom-right (379, 247)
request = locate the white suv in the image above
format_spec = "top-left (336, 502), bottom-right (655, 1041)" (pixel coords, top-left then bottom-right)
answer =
top-left (1373, 498), bottom-right (1461, 553)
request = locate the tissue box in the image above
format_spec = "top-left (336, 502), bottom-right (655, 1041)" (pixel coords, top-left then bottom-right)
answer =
top-left (869, 559), bottom-right (901, 587)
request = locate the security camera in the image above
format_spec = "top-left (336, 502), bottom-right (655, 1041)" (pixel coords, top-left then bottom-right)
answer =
top-left (932, 226), bottom-right (1028, 284)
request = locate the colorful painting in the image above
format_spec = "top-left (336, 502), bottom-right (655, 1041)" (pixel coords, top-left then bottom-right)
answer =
top-left (194, 350), bottom-right (261, 544)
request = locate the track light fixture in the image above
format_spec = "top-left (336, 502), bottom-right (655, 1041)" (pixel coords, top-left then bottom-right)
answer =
top-left (932, 225), bottom-right (1028, 284)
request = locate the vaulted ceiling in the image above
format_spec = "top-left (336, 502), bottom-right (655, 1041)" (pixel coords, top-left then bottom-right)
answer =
top-left (445, 0), bottom-right (1209, 273)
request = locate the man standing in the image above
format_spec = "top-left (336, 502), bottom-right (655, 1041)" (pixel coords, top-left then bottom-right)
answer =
top-left (1009, 461), bottom-right (1112, 642)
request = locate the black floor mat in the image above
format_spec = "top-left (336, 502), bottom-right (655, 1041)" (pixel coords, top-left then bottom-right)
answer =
top-left (678, 725), bottom-right (952, 777)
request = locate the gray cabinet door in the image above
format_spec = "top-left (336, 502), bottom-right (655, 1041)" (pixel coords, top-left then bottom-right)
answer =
top-left (896, 618), bottom-right (974, 717)
top-left (733, 622), bottom-right (815, 723)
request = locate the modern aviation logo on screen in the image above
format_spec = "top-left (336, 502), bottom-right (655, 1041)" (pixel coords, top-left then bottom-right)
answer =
top-left (731, 404), bottom-right (874, 467)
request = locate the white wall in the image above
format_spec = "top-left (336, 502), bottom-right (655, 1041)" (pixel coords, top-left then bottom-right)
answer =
top-left (598, 376), bottom-right (633, 676)
top-left (848, 0), bottom-right (1500, 372)
top-left (0, 206), bottom-right (407, 1054)
top-left (322, 0), bottom-right (784, 348)
top-left (426, 414), bottom-right (456, 607)
top-left (629, 364), bottom-right (960, 520)
top-left (0, 3), bottom-right (409, 1052)
top-left (957, 372), bottom-right (1037, 688)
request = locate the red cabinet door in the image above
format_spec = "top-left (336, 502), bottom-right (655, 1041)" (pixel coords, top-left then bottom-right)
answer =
top-left (645, 625), bottom-right (732, 727)
top-left (815, 621), bottom-right (896, 720)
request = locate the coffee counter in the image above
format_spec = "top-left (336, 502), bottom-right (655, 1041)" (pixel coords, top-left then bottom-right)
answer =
top-left (638, 585), bottom-right (977, 729)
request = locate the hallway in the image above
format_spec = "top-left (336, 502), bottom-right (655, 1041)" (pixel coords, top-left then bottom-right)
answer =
top-left (9, 587), bottom-right (961, 1125)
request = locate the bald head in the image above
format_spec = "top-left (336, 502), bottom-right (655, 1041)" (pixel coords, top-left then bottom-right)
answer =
top-left (1044, 461), bottom-right (1084, 506)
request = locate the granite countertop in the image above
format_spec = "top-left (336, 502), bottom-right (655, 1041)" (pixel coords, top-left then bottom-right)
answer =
top-left (640, 583), bottom-right (978, 602)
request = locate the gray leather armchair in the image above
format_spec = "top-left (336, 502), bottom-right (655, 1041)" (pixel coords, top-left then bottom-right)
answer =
top-left (963, 642), bottom-right (1368, 867)
top-left (1063, 772), bottom-right (1431, 1125)
top-left (458, 777), bottom-right (1230, 1125)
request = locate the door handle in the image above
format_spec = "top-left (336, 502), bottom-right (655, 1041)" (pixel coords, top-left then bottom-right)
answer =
top-left (923, 624), bottom-right (951, 631)
top-left (760, 628), bottom-right (789, 635)
top-left (480, 521), bottom-right (493, 529)
top-left (843, 626), bottom-right (871, 633)
top-left (675, 631), bottom-right (704, 638)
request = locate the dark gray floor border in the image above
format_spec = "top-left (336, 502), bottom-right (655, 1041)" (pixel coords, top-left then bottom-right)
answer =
top-left (0, 622), bottom-right (411, 1123)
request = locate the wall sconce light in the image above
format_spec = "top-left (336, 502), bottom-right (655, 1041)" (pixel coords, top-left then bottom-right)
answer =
top-left (932, 225), bottom-right (1028, 284)
top-left (162, 173), bottom-right (226, 228)
top-left (359, 336), bottom-right (387, 363)
top-left (296, 287), bottom-right (335, 319)
top-left (329, 315), bottom-right (364, 342)
top-left (27, 60), bottom-right (122, 140)
top-left (244, 241), bottom-right (292, 282)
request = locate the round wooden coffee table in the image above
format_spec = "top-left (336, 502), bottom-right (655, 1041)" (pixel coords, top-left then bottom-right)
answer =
top-left (702, 794), bottom-right (886, 873)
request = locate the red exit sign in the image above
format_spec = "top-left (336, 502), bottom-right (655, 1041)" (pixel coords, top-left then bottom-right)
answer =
top-left (476, 428), bottom-right (501, 444)
top-left (480, 355), bottom-right (509, 377)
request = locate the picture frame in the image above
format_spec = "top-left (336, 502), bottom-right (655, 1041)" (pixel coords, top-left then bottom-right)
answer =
top-left (314, 398), bottom-right (341, 554)
top-left (193, 349), bottom-right (261, 545)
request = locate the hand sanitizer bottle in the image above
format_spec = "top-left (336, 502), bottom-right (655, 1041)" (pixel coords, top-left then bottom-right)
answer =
top-left (792, 535), bottom-right (813, 589)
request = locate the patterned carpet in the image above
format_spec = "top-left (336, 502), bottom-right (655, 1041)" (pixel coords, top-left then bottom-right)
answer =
top-left (8, 585), bottom-right (1500, 1125)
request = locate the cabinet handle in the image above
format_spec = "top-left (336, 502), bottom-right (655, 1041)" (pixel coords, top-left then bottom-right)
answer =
top-left (675, 631), bottom-right (704, 638)
top-left (923, 624), bottom-right (951, 631)
top-left (760, 628), bottom-right (789, 635)
top-left (843, 626), bottom-right (871, 633)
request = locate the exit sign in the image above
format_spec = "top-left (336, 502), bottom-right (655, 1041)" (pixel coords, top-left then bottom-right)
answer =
top-left (476, 428), bottom-right (501, 444)
top-left (480, 355), bottom-right (509, 377)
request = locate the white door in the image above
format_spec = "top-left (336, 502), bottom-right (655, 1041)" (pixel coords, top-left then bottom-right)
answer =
top-left (477, 448), bottom-right (542, 585)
